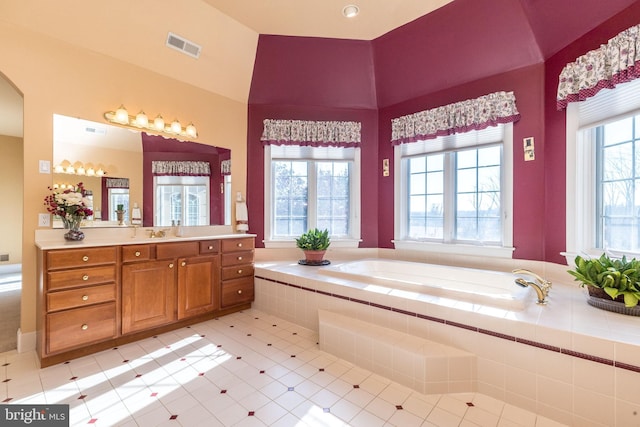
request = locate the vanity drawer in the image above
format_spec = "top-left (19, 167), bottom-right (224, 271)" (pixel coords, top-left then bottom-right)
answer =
top-left (156, 242), bottom-right (199, 260)
top-left (47, 302), bottom-right (117, 354)
top-left (47, 283), bottom-right (116, 312)
top-left (221, 276), bottom-right (254, 308)
top-left (122, 245), bottom-right (152, 263)
top-left (221, 264), bottom-right (254, 281)
top-left (221, 251), bottom-right (254, 266)
top-left (47, 265), bottom-right (116, 291)
top-left (47, 247), bottom-right (117, 270)
top-left (199, 240), bottom-right (220, 254)
top-left (221, 238), bottom-right (254, 253)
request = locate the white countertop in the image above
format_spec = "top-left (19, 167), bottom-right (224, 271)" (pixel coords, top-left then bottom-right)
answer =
top-left (35, 225), bottom-right (256, 250)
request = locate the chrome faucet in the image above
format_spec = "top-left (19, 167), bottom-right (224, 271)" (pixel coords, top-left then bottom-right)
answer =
top-left (513, 269), bottom-right (552, 305)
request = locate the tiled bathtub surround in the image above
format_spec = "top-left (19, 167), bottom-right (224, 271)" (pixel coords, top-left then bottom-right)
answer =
top-left (253, 249), bottom-right (640, 427)
top-left (0, 309), bottom-right (567, 426)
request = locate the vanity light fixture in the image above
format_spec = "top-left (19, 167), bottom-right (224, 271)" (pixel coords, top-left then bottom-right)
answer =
top-left (342, 4), bottom-right (359, 18)
top-left (104, 105), bottom-right (198, 139)
top-left (54, 160), bottom-right (106, 177)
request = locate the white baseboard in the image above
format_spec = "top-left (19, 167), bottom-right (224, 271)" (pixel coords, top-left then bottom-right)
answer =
top-left (17, 329), bottom-right (36, 353)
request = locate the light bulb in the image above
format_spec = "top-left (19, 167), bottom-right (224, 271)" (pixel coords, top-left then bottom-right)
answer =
top-left (170, 119), bottom-right (182, 134)
top-left (76, 166), bottom-right (85, 175)
top-left (115, 105), bottom-right (129, 124)
top-left (66, 165), bottom-right (75, 174)
top-left (54, 165), bottom-right (64, 173)
top-left (135, 111), bottom-right (149, 127)
top-left (153, 115), bottom-right (165, 131)
top-left (86, 168), bottom-right (95, 176)
top-left (96, 168), bottom-right (104, 177)
top-left (186, 123), bottom-right (197, 138)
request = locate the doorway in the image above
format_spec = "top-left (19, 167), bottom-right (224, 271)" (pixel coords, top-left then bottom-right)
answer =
top-left (0, 73), bottom-right (23, 352)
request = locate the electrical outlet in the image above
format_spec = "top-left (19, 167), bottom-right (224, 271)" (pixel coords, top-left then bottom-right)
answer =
top-left (38, 213), bottom-right (50, 227)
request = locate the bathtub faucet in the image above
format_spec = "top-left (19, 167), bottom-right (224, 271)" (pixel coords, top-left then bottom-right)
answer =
top-left (513, 269), bottom-right (552, 305)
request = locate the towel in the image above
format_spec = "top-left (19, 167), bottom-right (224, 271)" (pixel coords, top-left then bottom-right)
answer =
top-left (236, 201), bottom-right (249, 232)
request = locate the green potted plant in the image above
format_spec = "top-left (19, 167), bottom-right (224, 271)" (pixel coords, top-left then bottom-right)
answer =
top-left (296, 228), bottom-right (331, 264)
top-left (568, 253), bottom-right (640, 314)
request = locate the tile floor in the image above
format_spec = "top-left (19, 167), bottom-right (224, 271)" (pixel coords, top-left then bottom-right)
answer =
top-left (0, 308), bottom-right (567, 427)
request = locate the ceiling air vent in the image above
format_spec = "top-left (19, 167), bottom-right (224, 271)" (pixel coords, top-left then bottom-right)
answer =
top-left (84, 125), bottom-right (107, 135)
top-left (166, 32), bottom-right (201, 59)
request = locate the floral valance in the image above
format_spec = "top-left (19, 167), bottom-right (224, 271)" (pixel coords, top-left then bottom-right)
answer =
top-left (104, 177), bottom-right (129, 189)
top-left (261, 119), bottom-right (361, 147)
top-left (151, 161), bottom-right (211, 176)
top-left (220, 159), bottom-right (231, 175)
top-left (557, 23), bottom-right (640, 110)
top-left (391, 91), bottom-right (520, 145)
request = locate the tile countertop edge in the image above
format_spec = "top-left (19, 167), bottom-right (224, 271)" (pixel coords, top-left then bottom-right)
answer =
top-left (35, 228), bottom-right (256, 250)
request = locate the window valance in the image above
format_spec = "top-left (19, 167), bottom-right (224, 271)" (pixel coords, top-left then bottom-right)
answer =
top-left (391, 91), bottom-right (520, 145)
top-left (151, 161), bottom-right (211, 176)
top-left (104, 177), bottom-right (129, 188)
top-left (220, 159), bottom-right (231, 175)
top-left (557, 23), bottom-right (640, 110)
top-left (261, 119), bottom-right (361, 147)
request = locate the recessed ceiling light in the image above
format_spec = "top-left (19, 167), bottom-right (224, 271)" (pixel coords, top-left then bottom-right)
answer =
top-left (342, 4), bottom-right (359, 18)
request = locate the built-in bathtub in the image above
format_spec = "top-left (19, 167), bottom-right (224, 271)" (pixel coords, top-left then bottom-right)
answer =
top-left (319, 258), bottom-right (531, 310)
top-left (254, 251), bottom-right (640, 426)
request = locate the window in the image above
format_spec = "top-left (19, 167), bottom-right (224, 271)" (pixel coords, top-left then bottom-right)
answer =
top-left (108, 188), bottom-right (129, 222)
top-left (566, 78), bottom-right (640, 259)
top-left (264, 145), bottom-right (361, 247)
top-left (394, 124), bottom-right (513, 257)
top-left (154, 175), bottom-right (209, 226)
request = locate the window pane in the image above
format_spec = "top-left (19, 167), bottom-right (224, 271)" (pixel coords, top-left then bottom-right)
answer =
top-left (597, 115), bottom-right (640, 252)
top-left (273, 161), bottom-right (308, 236)
top-left (603, 117), bottom-right (633, 145)
top-left (455, 146), bottom-right (501, 243)
top-left (407, 154), bottom-right (444, 240)
top-left (316, 161), bottom-right (350, 237)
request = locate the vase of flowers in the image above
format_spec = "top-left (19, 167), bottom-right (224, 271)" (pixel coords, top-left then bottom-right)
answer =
top-left (44, 182), bottom-right (94, 241)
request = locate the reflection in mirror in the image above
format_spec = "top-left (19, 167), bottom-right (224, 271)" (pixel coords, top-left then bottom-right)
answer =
top-left (53, 114), bottom-right (231, 227)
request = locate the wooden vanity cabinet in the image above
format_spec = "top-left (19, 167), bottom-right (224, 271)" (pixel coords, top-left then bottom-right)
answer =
top-left (220, 237), bottom-right (255, 308)
top-left (42, 247), bottom-right (118, 356)
top-left (38, 236), bottom-right (254, 367)
top-left (121, 258), bottom-right (177, 334)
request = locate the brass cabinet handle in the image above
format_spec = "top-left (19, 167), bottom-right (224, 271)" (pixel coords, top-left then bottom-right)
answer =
top-left (237, 256), bottom-right (243, 261)
top-left (237, 289), bottom-right (243, 294)
top-left (237, 269), bottom-right (242, 274)
top-left (135, 251), bottom-right (141, 257)
top-left (82, 275), bottom-right (89, 281)
top-left (169, 263), bottom-right (174, 269)
top-left (181, 261), bottom-right (186, 267)
top-left (208, 245), bottom-right (213, 250)
top-left (82, 295), bottom-right (89, 301)
top-left (81, 324), bottom-right (88, 330)
top-left (237, 243), bottom-right (243, 247)
top-left (82, 256), bottom-right (89, 262)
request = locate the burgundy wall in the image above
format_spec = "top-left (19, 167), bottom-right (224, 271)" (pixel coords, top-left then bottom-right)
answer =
top-left (246, 0), bottom-right (640, 262)
top-left (372, 0), bottom-right (543, 108)
top-left (543, 2), bottom-right (640, 264)
top-left (378, 64), bottom-right (545, 259)
top-left (141, 134), bottom-right (229, 227)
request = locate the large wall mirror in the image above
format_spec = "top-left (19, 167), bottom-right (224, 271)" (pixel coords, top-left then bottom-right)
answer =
top-left (53, 114), bottom-right (231, 228)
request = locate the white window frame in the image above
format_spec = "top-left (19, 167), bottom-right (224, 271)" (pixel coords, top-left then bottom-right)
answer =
top-left (154, 175), bottom-right (210, 226)
top-left (565, 78), bottom-right (640, 262)
top-left (263, 145), bottom-right (361, 248)
top-left (393, 124), bottom-right (514, 258)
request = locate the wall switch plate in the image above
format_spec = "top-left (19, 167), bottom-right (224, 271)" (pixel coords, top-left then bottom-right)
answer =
top-left (39, 160), bottom-right (51, 174)
top-left (382, 158), bottom-right (390, 176)
top-left (38, 213), bottom-right (50, 227)
top-left (523, 137), bottom-right (535, 161)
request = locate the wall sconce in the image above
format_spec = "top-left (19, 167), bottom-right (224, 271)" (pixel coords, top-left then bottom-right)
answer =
top-left (104, 105), bottom-right (198, 139)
